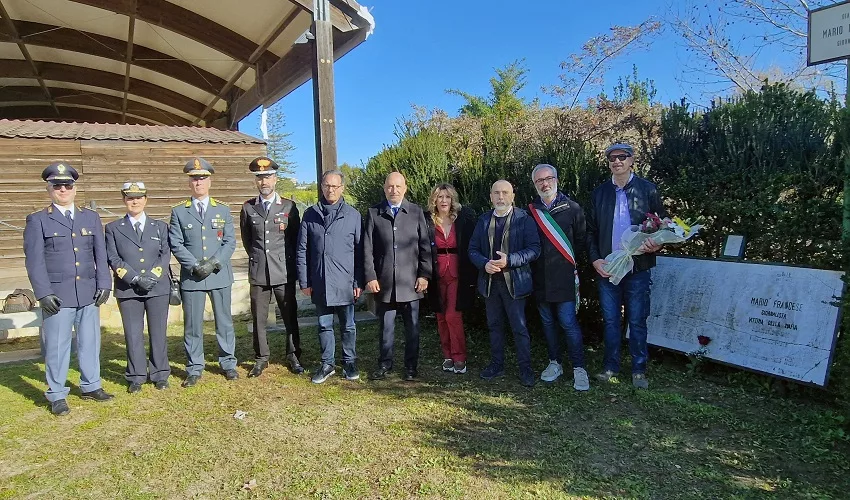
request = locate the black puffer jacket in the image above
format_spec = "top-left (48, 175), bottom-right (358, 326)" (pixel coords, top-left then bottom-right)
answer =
top-left (529, 192), bottom-right (585, 303)
top-left (586, 174), bottom-right (667, 276)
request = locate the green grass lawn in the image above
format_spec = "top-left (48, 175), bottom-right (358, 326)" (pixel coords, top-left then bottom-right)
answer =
top-left (0, 317), bottom-right (848, 499)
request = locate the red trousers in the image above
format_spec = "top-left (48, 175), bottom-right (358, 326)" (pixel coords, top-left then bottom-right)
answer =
top-left (436, 275), bottom-right (466, 362)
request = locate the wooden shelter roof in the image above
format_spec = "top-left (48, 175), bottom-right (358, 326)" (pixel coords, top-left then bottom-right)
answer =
top-left (0, 0), bottom-right (374, 128)
top-left (0, 118), bottom-right (264, 142)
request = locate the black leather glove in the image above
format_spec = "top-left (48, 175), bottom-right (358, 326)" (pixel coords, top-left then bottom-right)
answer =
top-left (191, 261), bottom-right (213, 280)
top-left (94, 289), bottom-right (111, 307)
top-left (208, 257), bottom-right (222, 273)
top-left (135, 275), bottom-right (158, 292)
top-left (39, 294), bottom-right (62, 316)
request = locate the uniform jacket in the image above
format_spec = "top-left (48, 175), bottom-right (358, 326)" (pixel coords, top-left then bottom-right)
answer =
top-left (468, 207), bottom-right (540, 300)
top-left (239, 195), bottom-right (299, 286)
top-left (296, 198), bottom-right (364, 307)
top-left (363, 199), bottom-right (432, 304)
top-left (586, 174), bottom-right (667, 276)
top-left (168, 197), bottom-right (236, 291)
top-left (424, 206), bottom-right (478, 312)
top-left (23, 204), bottom-right (111, 307)
top-left (105, 215), bottom-right (171, 299)
top-left (530, 192), bottom-right (586, 303)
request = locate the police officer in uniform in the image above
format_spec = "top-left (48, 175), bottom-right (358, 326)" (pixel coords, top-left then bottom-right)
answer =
top-left (23, 162), bottom-right (113, 416)
top-left (240, 156), bottom-right (303, 377)
top-left (169, 158), bottom-right (238, 387)
top-left (105, 181), bottom-right (172, 393)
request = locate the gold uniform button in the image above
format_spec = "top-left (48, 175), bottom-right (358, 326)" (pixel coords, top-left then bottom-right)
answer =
top-left (139, 248), bottom-right (143, 252)
top-left (72, 233), bottom-right (76, 237)
top-left (76, 276), bottom-right (80, 280)
top-left (202, 236), bottom-right (206, 240)
top-left (202, 226), bottom-right (206, 230)
top-left (53, 232), bottom-right (58, 236)
top-left (139, 258), bottom-right (145, 263)
top-left (140, 269), bottom-right (146, 274)
top-left (203, 246), bottom-right (207, 250)
top-left (73, 247), bottom-right (78, 252)
top-left (75, 262), bottom-right (79, 266)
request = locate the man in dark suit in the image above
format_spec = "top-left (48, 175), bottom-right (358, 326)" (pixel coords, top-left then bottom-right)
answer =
top-left (239, 156), bottom-right (303, 378)
top-left (169, 157), bottom-right (238, 387)
top-left (363, 171), bottom-right (432, 381)
top-left (105, 181), bottom-right (172, 393)
top-left (23, 162), bottom-right (113, 416)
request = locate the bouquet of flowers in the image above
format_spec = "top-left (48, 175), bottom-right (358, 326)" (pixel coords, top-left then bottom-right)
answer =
top-left (602, 213), bottom-right (703, 285)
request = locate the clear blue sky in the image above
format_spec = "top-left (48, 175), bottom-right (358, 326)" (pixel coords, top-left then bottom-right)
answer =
top-left (237, 1), bottom-right (713, 183)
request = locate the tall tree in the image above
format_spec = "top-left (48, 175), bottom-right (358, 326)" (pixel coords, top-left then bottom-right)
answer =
top-left (446, 59), bottom-right (533, 119)
top-left (263, 103), bottom-right (296, 176)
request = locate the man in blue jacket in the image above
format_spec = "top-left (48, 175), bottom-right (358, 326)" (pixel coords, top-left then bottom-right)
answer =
top-left (296, 169), bottom-right (364, 384)
top-left (23, 162), bottom-right (113, 416)
top-left (469, 179), bottom-right (541, 387)
top-left (587, 143), bottom-right (666, 389)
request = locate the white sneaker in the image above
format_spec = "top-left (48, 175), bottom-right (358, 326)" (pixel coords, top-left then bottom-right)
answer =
top-left (540, 360), bottom-right (563, 382)
top-left (573, 367), bottom-right (590, 391)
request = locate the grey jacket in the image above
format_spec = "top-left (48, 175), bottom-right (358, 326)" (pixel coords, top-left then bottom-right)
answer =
top-left (296, 199), bottom-right (363, 307)
top-left (363, 199), bottom-right (432, 304)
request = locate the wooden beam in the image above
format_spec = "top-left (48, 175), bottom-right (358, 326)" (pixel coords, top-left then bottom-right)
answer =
top-left (0, 59), bottom-right (209, 120)
top-left (193, 7), bottom-right (301, 126)
top-left (0, 20), bottom-right (228, 94)
top-left (312, 4), bottom-right (337, 176)
top-left (288, 0), bottom-right (359, 32)
top-left (0, 86), bottom-right (192, 125)
top-left (66, 0), bottom-right (279, 68)
top-left (121, 2), bottom-right (137, 124)
top-left (228, 27), bottom-right (365, 125)
top-left (0, 105), bottom-right (153, 125)
top-left (0, 1), bottom-right (59, 117)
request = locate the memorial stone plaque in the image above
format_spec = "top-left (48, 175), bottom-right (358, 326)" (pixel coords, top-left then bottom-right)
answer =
top-left (647, 256), bottom-right (844, 386)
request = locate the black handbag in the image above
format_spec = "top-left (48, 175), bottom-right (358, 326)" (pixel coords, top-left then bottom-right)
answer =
top-left (168, 267), bottom-right (182, 306)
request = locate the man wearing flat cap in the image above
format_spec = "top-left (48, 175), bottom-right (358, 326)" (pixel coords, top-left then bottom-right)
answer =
top-left (105, 181), bottom-right (172, 393)
top-left (23, 162), bottom-right (113, 416)
top-left (169, 157), bottom-right (238, 387)
top-left (587, 143), bottom-right (667, 389)
top-left (239, 156), bottom-right (303, 378)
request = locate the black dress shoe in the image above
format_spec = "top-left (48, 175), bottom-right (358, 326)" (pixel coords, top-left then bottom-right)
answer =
top-left (225, 369), bottom-right (239, 381)
top-left (50, 399), bottom-right (70, 416)
top-left (154, 380), bottom-right (169, 390)
top-left (287, 354), bottom-right (305, 374)
top-left (80, 388), bottom-right (114, 402)
top-left (248, 360), bottom-right (268, 378)
top-left (371, 365), bottom-right (391, 380)
top-left (404, 369), bottom-right (418, 382)
top-left (181, 375), bottom-right (201, 388)
top-left (127, 382), bottom-right (143, 394)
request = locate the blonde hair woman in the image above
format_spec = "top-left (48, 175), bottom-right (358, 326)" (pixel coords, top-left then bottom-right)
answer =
top-left (424, 183), bottom-right (477, 374)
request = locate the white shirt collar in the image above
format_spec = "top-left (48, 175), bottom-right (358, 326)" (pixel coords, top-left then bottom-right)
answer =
top-left (128, 212), bottom-right (146, 227)
top-left (257, 193), bottom-right (278, 206)
top-left (191, 196), bottom-right (210, 209)
top-left (53, 204), bottom-right (74, 218)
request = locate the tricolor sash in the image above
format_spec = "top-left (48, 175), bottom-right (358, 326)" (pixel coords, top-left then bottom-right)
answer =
top-left (529, 204), bottom-right (580, 311)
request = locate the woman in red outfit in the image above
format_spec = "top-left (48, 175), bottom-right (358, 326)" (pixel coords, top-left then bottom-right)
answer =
top-left (424, 184), bottom-right (477, 374)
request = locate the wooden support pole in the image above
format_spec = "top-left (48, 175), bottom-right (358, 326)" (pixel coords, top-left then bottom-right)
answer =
top-left (312, 0), bottom-right (338, 191)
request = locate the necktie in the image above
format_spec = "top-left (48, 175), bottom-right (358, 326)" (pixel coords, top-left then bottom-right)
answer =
top-left (263, 201), bottom-right (271, 215)
top-left (134, 221), bottom-right (142, 240)
top-left (65, 210), bottom-right (73, 225)
top-left (197, 202), bottom-right (204, 220)
top-left (392, 206), bottom-right (399, 217)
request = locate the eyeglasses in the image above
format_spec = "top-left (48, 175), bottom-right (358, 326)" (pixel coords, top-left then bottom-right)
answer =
top-left (322, 183), bottom-right (343, 191)
top-left (51, 184), bottom-right (74, 191)
top-left (190, 176), bottom-right (209, 181)
top-left (608, 154), bottom-right (632, 162)
top-left (533, 176), bottom-right (556, 186)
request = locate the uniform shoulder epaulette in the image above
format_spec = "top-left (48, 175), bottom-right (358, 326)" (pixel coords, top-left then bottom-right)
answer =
top-left (173, 199), bottom-right (190, 208)
top-left (212, 198), bottom-right (228, 207)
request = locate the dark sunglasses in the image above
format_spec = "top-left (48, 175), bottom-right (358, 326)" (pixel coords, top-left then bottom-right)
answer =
top-left (51, 183), bottom-right (75, 190)
top-left (608, 154), bottom-right (632, 162)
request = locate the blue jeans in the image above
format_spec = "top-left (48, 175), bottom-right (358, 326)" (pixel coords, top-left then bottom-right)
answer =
top-left (598, 269), bottom-right (651, 374)
top-left (538, 300), bottom-right (585, 369)
top-left (485, 278), bottom-right (532, 370)
top-left (315, 303), bottom-right (356, 366)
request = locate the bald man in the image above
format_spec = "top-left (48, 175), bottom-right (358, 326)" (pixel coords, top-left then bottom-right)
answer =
top-left (469, 180), bottom-right (541, 387)
top-left (363, 172), bottom-right (432, 381)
